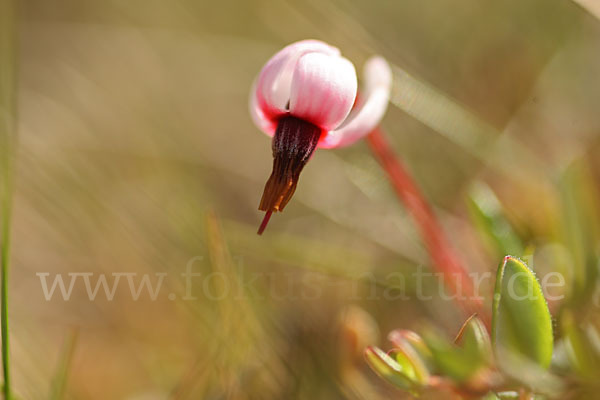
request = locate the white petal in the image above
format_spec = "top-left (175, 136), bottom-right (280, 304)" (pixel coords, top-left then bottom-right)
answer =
top-left (289, 53), bottom-right (357, 131)
top-left (320, 56), bottom-right (392, 148)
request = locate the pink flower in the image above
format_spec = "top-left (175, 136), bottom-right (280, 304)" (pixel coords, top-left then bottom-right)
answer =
top-left (250, 39), bottom-right (392, 234)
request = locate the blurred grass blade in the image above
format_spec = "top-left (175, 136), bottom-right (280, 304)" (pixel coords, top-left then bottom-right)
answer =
top-left (493, 392), bottom-right (518, 399)
top-left (389, 65), bottom-right (543, 180)
top-left (558, 160), bottom-right (600, 306)
top-left (0, 0), bottom-right (17, 398)
top-left (483, 392), bottom-right (533, 400)
top-left (570, 0), bottom-right (600, 20)
top-left (492, 256), bottom-right (553, 369)
top-left (467, 182), bottom-right (523, 259)
top-left (221, 219), bottom-right (381, 279)
top-left (483, 393), bottom-right (501, 400)
top-left (204, 211), bottom-right (263, 345)
top-left (561, 311), bottom-right (600, 380)
top-left (493, 392), bottom-right (545, 400)
top-left (494, 347), bottom-right (564, 396)
top-left (50, 330), bottom-right (78, 400)
top-left (364, 346), bottom-right (419, 392)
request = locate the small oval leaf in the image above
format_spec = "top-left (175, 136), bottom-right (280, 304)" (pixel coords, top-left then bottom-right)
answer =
top-left (422, 328), bottom-right (486, 383)
top-left (467, 182), bottom-right (523, 259)
top-left (388, 329), bottom-right (433, 380)
top-left (457, 316), bottom-right (492, 365)
top-left (364, 346), bottom-right (418, 391)
top-left (492, 256), bottom-right (553, 369)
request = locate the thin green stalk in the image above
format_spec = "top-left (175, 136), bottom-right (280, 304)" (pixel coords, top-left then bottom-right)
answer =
top-left (0, 0), bottom-right (17, 398)
top-left (0, 177), bottom-right (13, 399)
top-left (0, 204), bottom-right (11, 400)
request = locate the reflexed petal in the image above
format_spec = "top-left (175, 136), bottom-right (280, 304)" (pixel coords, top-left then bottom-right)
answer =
top-left (253, 40), bottom-right (340, 129)
top-left (289, 53), bottom-right (357, 131)
top-left (320, 56), bottom-right (392, 148)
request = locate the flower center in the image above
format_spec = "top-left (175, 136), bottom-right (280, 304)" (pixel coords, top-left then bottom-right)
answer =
top-left (258, 115), bottom-right (323, 232)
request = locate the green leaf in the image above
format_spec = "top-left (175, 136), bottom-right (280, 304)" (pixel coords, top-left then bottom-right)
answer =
top-left (492, 256), bottom-right (553, 369)
top-left (467, 182), bottom-right (523, 259)
top-left (456, 316), bottom-right (492, 365)
top-left (50, 330), bottom-right (78, 400)
top-left (422, 328), bottom-right (485, 383)
top-left (364, 346), bottom-right (419, 391)
top-left (388, 329), bottom-right (433, 380)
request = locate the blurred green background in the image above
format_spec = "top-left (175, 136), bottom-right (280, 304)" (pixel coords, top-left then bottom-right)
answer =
top-left (4, 0), bottom-right (600, 398)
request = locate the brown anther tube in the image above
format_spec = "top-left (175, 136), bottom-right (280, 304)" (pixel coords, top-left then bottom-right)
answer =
top-left (257, 116), bottom-right (323, 234)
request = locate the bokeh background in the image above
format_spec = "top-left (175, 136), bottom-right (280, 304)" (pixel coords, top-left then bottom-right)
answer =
top-left (3, 0), bottom-right (600, 398)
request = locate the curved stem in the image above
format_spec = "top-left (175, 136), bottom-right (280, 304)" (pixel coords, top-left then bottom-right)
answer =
top-left (366, 127), bottom-right (483, 319)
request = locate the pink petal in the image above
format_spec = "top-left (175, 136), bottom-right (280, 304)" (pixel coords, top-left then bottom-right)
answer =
top-left (289, 53), bottom-right (357, 131)
top-left (319, 56), bottom-right (392, 148)
top-left (249, 80), bottom-right (278, 136)
top-left (251, 40), bottom-right (340, 136)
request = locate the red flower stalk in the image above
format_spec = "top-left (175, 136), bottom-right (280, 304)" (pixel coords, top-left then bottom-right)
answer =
top-left (367, 127), bottom-right (483, 318)
top-left (250, 40), bottom-right (482, 318)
